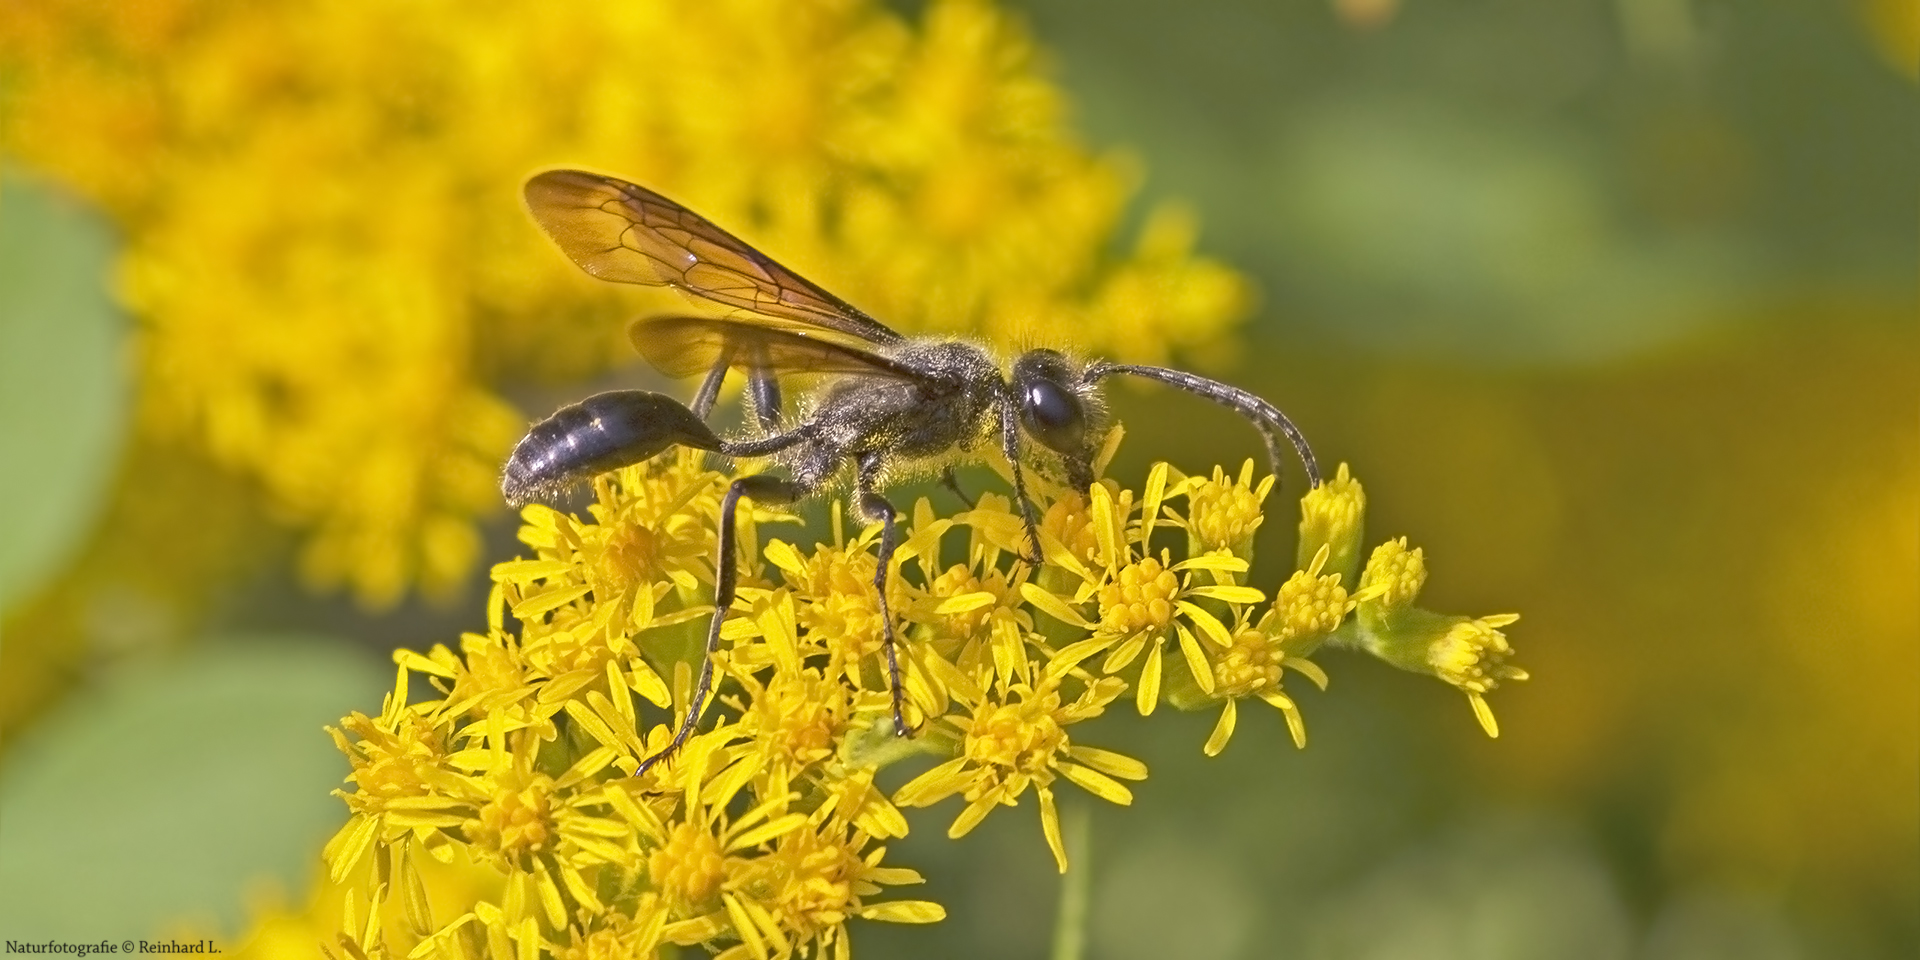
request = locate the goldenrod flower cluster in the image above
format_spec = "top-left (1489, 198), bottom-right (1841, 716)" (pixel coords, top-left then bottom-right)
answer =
top-left (0, 0), bottom-right (1247, 605)
top-left (322, 450), bottom-right (1524, 958)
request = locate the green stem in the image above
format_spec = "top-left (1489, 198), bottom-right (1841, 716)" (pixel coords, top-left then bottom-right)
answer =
top-left (1049, 802), bottom-right (1092, 960)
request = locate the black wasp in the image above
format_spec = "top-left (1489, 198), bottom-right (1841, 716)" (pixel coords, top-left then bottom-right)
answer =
top-left (503, 170), bottom-right (1320, 775)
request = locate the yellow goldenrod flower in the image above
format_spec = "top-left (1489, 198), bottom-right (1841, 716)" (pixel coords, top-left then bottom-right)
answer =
top-left (1050, 474), bottom-right (1265, 717)
top-left (1358, 536), bottom-right (1428, 620)
top-left (727, 820), bottom-right (946, 960)
top-left (1271, 544), bottom-right (1368, 658)
top-left (1298, 461), bottom-right (1368, 586)
top-left (766, 531), bottom-right (917, 699)
top-left (1162, 545), bottom-right (1351, 757)
top-left (317, 442), bottom-right (1524, 950)
top-left (1427, 614), bottom-right (1529, 737)
top-left (892, 665), bottom-right (1145, 872)
top-left (1180, 460), bottom-right (1275, 560)
top-left (1349, 536), bottom-right (1530, 736)
top-left (0, 0), bottom-right (1252, 606)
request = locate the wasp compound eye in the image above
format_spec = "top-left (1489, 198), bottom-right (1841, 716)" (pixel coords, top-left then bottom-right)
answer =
top-left (1020, 378), bottom-right (1086, 454)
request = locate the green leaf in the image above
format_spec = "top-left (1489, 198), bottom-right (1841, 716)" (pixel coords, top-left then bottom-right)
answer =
top-left (0, 169), bottom-right (129, 615)
top-left (0, 636), bottom-right (388, 939)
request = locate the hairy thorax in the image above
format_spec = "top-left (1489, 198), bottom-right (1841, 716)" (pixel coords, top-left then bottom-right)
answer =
top-left (797, 339), bottom-right (1002, 465)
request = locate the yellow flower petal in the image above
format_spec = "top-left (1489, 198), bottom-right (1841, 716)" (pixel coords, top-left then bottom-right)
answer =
top-left (948, 794), bottom-right (998, 839)
top-left (1176, 600), bottom-right (1234, 649)
top-left (1187, 583), bottom-right (1266, 604)
top-left (858, 900), bottom-right (948, 923)
top-left (722, 892), bottom-right (771, 960)
top-left (1203, 697), bottom-right (1238, 757)
top-left (894, 757), bottom-right (972, 808)
top-left (393, 648), bottom-right (456, 678)
top-left (1021, 580), bottom-right (1093, 628)
top-left (1102, 631), bottom-right (1149, 674)
top-left (510, 583), bottom-right (591, 620)
top-left (726, 812), bottom-right (809, 853)
top-left (1259, 691), bottom-right (1308, 748)
top-left (1040, 787), bottom-right (1068, 873)
top-left (1066, 745), bottom-right (1148, 780)
top-left (1470, 692), bottom-right (1501, 738)
top-left (1177, 624), bottom-right (1215, 695)
top-left (1058, 762), bottom-right (1134, 806)
top-left (1136, 640), bottom-right (1164, 715)
top-left (934, 591), bottom-right (998, 615)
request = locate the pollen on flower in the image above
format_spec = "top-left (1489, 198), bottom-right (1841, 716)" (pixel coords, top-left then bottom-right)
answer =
top-left (1344, 533), bottom-right (1528, 737)
top-left (330, 711), bottom-right (447, 814)
top-left (591, 521), bottom-right (665, 596)
top-left (787, 542), bottom-right (907, 665)
top-left (445, 632), bottom-right (532, 716)
top-left (1212, 628), bottom-right (1283, 699)
top-left (1185, 461), bottom-right (1271, 554)
top-left (555, 906), bottom-right (666, 960)
top-left (1298, 462), bottom-right (1367, 581)
top-left (751, 823), bottom-right (863, 935)
top-left (1429, 614), bottom-right (1528, 737)
top-left (1040, 494), bottom-right (1100, 569)
top-left (1098, 557), bottom-right (1181, 637)
top-left (650, 819), bottom-right (727, 908)
top-left (744, 821), bottom-right (944, 955)
top-left (965, 694), bottom-right (1068, 776)
top-left (1360, 536), bottom-right (1427, 612)
top-left (892, 668), bottom-right (1140, 873)
top-left (927, 562), bottom-right (1016, 642)
top-left (1270, 549), bottom-right (1354, 655)
top-left (745, 668), bottom-right (846, 770)
top-left (465, 768), bottom-right (555, 864)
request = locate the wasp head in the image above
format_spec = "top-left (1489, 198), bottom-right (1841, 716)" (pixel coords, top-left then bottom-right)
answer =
top-left (1010, 349), bottom-right (1106, 491)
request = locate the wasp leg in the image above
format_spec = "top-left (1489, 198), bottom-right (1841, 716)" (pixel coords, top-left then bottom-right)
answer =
top-left (635, 471), bottom-right (812, 777)
top-left (939, 467), bottom-right (976, 509)
top-left (996, 390), bottom-right (1046, 566)
top-left (747, 362), bottom-right (783, 433)
top-left (855, 453), bottom-right (912, 737)
top-left (1083, 362), bottom-right (1321, 488)
top-left (689, 347), bottom-right (735, 421)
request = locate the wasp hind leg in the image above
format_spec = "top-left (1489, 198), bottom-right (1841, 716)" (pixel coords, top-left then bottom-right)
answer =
top-left (689, 349), bottom-right (733, 422)
top-left (855, 453), bottom-right (913, 737)
top-left (747, 361), bottom-right (783, 433)
top-left (687, 349), bottom-right (782, 437)
top-left (634, 469), bottom-right (813, 778)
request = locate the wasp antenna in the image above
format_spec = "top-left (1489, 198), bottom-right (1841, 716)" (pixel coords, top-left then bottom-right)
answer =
top-left (1084, 362), bottom-right (1320, 488)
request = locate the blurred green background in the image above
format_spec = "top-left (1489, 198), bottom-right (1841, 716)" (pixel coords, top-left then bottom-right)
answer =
top-left (1, 0), bottom-right (1913, 957)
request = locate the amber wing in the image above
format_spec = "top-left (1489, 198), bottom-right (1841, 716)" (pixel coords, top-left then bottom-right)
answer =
top-left (629, 315), bottom-right (923, 383)
top-left (525, 170), bottom-right (903, 344)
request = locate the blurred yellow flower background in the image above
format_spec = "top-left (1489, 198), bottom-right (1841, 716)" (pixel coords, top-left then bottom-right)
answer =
top-left (0, 0), bottom-right (1910, 957)
top-left (0, 0), bottom-right (1243, 610)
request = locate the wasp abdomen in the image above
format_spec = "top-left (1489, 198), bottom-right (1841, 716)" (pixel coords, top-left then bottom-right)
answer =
top-left (502, 390), bottom-right (722, 506)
